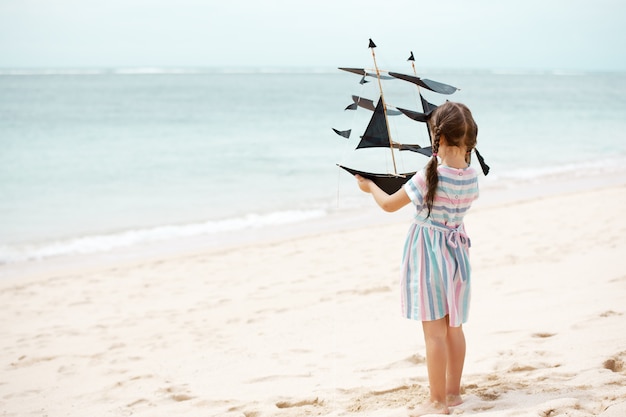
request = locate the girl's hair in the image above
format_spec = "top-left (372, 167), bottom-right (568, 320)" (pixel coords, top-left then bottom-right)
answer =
top-left (424, 101), bottom-right (478, 217)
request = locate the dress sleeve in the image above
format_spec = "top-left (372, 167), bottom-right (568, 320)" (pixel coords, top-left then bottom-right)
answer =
top-left (402, 169), bottom-right (427, 207)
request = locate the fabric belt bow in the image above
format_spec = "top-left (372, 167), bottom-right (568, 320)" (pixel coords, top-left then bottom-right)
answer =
top-left (422, 220), bottom-right (471, 249)
top-left (446, 227), bottom-right (470, 248)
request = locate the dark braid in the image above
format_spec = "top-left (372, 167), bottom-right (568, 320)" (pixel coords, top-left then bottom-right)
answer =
top-left (424, 127), bottom-right (441, 217)
top-left (464, 112), bottom-right (478, 167)
top-left (424, 102), bottom-right (478, 218)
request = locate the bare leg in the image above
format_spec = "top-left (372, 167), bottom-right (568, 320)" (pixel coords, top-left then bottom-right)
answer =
top-left (446, 323), bottom-right (466, 406)
top-left (418, 317), bottom-right (449, 414)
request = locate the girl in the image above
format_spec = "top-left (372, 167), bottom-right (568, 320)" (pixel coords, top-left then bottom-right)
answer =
top-left (355, 101), bottom-right (480, 416)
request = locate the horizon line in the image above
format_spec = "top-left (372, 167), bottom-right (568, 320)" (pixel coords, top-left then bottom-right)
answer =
top-left (0, 66), bottom-right (623, 76)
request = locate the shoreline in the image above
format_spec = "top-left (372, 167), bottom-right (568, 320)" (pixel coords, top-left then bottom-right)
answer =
top-left (2, 164), bottom-right (625, 284)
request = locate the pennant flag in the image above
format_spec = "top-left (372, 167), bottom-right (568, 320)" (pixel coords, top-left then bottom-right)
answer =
top-left (332, 128), bottom-right (351, 139)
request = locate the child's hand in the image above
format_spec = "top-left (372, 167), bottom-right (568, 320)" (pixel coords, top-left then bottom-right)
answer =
top-left (355, 174), bottom-right (373, 193)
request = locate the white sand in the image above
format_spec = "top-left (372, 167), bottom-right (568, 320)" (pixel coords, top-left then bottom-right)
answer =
top-left (1, 175), bottom-right (626, 416)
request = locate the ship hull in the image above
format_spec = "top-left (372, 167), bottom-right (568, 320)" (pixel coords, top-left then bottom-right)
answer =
top-left (337, 165), bottom-right (415, 195)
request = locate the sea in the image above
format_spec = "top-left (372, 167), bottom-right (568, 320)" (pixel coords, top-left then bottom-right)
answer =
top-left (1, 67), bottom-right (626, 265)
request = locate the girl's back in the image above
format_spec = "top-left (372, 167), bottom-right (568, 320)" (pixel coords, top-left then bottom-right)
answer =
top-left (405, 165), bottom-right (479, 228)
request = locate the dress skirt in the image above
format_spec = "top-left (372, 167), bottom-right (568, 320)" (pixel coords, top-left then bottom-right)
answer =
top-left (400, 220), bottom-right (472, 327)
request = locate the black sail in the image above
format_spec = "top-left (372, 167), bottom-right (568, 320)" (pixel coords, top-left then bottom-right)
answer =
top-left (420, 94), bottom-right (438, 114)
top-left (388, 72), bottom-right (458, 95)
top-left (332, 128), bottom-right (351, 138)
top-left (352, 95), bottom-right (376, 111)
top-left (355, 97), bottom-right (426, 151)
top-left (356, 98), bottom-right (390, 149)
top-left (420, 94), bottom-right (438, 145)
top-left (350, 95), bottom-right (401, 115)
top-left (338, 67), bottom-right (394, 80)
top-left (396, 107), bottom-right (429, 122)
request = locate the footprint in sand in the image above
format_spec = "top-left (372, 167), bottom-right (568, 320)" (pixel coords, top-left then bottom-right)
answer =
top-left (10, 355), bottom-right (56, 368)
top-left (127, 398), bottom-right (152, 408)
top-left (346, 384), bottom-right (426, 412)
top-left (603, 352), bottom-right (626, 373)
top-left (600, 310), bottom-right (622, 318)
top-left (159, 384), bottom-right (195, 402)
top-left (275, 397), bottom-right (323, 408)
top-left (532, 332), bottom-right (556, 338)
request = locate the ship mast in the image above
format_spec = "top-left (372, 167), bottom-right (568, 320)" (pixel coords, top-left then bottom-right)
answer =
top-left (407, 50), bottom-right (432, 147)
top-left (368, 39), bottom-right (398, 176)
top-left (408, 52), bottom-right (423, 110)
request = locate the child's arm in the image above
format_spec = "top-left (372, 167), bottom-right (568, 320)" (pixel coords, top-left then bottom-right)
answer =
top-left (355, 175), bottom-right (411, 212)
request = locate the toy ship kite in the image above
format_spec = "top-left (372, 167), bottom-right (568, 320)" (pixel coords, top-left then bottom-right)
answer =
top-left (334, 39), bottom-right (489, 194)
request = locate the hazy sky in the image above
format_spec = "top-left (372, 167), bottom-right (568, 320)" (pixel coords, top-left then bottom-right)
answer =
top-left (0, 0), bottom-right (624, 71)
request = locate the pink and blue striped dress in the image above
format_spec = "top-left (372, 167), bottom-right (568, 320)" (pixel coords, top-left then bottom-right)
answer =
top-left (401, 165), bottom-right (480, 327)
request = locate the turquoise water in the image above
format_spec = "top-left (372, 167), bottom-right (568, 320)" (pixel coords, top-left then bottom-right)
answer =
top-left (1, 68), bottom-right (626, 262)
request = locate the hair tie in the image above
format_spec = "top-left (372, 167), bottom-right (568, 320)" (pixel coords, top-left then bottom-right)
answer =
top-left (432, 152), bottom-right (438, 157)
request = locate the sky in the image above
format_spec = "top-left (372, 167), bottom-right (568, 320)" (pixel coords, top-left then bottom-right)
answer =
top-left (0, 0), bottom-right (625, 71)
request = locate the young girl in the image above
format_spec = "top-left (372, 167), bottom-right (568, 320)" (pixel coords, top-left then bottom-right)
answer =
top-left (355, 101), bottom-right (480, 416)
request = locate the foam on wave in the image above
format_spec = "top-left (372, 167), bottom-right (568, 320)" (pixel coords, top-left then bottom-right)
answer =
top-left (0, 209), bottom-right (327, 264)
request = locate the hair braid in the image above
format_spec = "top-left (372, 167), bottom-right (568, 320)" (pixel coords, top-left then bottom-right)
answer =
top-left (424, 126), bottom-right (441, 217)
top-left (463, 114), bottom-right (478, 166)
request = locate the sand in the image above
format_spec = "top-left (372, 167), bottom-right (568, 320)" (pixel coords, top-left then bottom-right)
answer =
top-left (1, 173), bottom-right (626, 416)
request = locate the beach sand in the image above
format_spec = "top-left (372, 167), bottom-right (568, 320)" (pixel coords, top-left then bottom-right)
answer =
top-left (1, 174), bottom-right (626, 416)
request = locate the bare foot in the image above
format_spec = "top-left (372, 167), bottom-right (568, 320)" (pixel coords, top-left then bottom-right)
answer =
top-left (408, 401), bottom-right (449, 416)
top-left (447, 394), bottom-right (463, 407)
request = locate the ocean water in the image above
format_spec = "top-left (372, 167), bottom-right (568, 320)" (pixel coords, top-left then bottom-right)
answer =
top-left (1, 68), bottom-right (626, 263)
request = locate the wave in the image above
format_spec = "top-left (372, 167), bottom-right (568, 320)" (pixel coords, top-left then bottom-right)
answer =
top-left (0, 66), bottom-right (344, 76)
top-left (0, 68), bottom-right (207, 76)
top-left (482, 153), bottom-right (626, 184)
top-left (0, 209), bottom-right (327, 264)
top-left (0, 69), bottom-right (110, 76)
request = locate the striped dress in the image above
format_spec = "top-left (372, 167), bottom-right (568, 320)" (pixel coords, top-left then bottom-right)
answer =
top-left (401, 165), bottom-right (479, 327)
